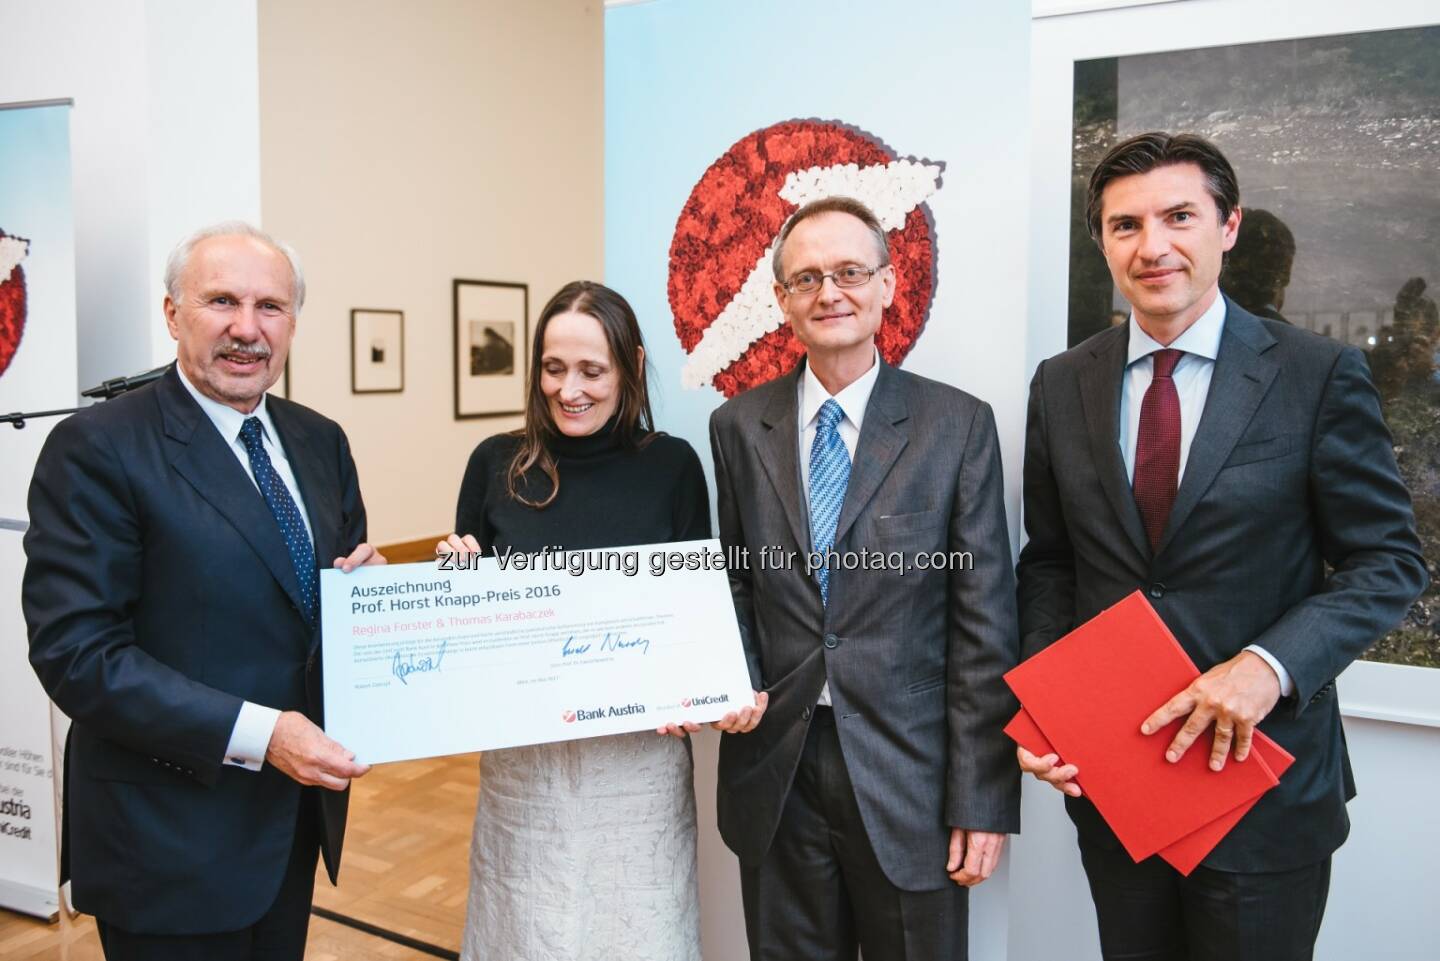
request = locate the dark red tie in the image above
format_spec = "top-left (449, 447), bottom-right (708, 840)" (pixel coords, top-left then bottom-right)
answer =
top-left (1133, 349), bottom-right (1183, 551)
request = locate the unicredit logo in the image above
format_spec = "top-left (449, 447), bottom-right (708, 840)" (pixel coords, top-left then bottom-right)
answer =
top-left (669, 120), bottom-right (943, 397)
top-left (687, 694), bottom-right (730, 707)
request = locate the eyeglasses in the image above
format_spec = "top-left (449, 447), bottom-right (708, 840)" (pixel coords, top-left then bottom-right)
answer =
top-left (781, 265), bottom-right (882, 295)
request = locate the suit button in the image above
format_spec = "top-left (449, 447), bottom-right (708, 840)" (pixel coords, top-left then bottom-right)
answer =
top-left (801, 707), bottom-right (812, 721)
top-left (823, 633), bottom-right (840, 649)
top-left (1149, 583), bottom-right (1166, 599)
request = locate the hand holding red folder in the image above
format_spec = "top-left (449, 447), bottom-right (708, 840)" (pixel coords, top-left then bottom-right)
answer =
top-left (1004, 592), bottom-right (1294, 875)
top-left (1139, 647), bottom-right (1286, 772)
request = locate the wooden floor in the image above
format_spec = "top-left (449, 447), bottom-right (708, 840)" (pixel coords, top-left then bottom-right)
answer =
top-left (0, 752), bottom-right (479, 960)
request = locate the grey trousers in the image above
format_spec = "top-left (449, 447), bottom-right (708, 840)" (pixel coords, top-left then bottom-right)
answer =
top-left (739, 707), bottom-right (968, 961)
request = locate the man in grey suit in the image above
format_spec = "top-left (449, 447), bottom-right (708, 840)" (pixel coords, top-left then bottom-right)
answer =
top-left (1017, 132), bottom-right (1428, 960)
top-left (708, 196), bottom-right (1020, 961)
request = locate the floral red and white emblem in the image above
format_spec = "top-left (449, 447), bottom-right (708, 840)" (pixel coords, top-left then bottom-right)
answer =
top-left (0, 231), bottom-right (29, 380)
top-left (668, 121), bottom-right (942, 397)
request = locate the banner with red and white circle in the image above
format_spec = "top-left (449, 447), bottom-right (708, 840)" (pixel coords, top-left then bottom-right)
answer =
top-left (0, 100), bottom-right (75, 920)
top-left (668, 120), bottom-right (944, 397)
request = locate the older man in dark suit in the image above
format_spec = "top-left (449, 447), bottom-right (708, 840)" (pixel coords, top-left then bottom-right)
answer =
top-left (24, 222), bottom-right (384, 960)
top-left (708, 196), bottom-right (1020, 961)
top-left (1017, 133), bottom-right (1428, 961)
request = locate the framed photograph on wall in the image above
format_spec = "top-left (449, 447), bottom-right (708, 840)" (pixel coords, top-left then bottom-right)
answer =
top-left (453, 279), bottom-right (527, 419)
top-left (351, 309), bottom-right (404, 394)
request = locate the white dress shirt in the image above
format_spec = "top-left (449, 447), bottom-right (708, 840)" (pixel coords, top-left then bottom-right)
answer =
top-left (176, 366), bottom-right (312, 770)
top-left (798, 351), bottom-right (881, 707)
top-left (1118, 297), bottom-right (1294, 696)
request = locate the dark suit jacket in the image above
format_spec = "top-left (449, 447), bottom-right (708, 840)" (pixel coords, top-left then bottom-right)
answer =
top-left (709, 359), bottom-right (1020, 892)
top-left (1016, 298), bottom-right (1428, 873)
top-left (23, 366), bottom-right (368, 933)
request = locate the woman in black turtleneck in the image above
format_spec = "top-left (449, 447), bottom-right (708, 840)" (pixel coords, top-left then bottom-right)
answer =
top-left (448, 281), bottom-right (708, 961)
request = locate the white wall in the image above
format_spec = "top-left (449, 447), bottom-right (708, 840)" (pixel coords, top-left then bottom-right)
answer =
top-left (0, 0), bottom-right (260, 392)
top-left (257, 0), bottom-right (604, 546)
top-left (1022, 4), bottom-right (1440, 960)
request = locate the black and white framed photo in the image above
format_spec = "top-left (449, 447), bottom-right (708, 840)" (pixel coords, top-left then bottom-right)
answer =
top-left (350, 309), bottom-right (404, 394)
top-left (453, 279), bottom-right (527, 418)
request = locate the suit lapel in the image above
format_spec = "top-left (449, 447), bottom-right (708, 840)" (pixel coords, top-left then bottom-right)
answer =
top-left (1078, 327), bottom-right (1150, 559)
top-left (756, 366), bottom-right (812, 554)
top-left (268, 398), bottom-right (338, 573)
top-left (158, 370), bottom-right (313, 620)
top-left (1157, 303), bottom-right (1278, 555)
top-left (833, 361), bottom-right (908, 548)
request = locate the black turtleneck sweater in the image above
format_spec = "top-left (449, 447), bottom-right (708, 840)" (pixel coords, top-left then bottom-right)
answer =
top-left (454, 422), bottom-right (711, 554)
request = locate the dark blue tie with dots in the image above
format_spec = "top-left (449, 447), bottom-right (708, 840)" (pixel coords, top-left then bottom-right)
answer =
top-left (239, 417), bottom-right (317, 623)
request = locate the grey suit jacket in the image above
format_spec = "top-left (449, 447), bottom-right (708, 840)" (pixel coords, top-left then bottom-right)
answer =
top-left (709, 359), bottom-right (1020, 892)
top-left (1017, 298), bottom-right (1428, 873)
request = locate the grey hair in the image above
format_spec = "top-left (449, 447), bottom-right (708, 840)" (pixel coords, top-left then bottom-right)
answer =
top-left (771, 196), bottom-right (891, 283)
top-left (163, 221), bottom-right (306, 312)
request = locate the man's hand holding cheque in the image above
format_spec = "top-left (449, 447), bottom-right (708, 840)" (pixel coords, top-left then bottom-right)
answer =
top-left (264, 542), bottom-right (388, 791)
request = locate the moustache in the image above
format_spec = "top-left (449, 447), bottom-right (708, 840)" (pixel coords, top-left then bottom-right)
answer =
top-left (212, 341), bottom-right (272, 360)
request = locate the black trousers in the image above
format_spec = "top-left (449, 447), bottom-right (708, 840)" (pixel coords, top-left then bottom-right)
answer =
top-left (739, 707), bottom-right (968, 961)
top-left (1078, 835), bottom-right (1331, 961)
top-left (97, 792), bottom-right (321, 961)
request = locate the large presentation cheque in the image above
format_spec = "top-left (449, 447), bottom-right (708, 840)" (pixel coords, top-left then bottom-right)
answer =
top-left (320, 539), bottom-right (753, 764)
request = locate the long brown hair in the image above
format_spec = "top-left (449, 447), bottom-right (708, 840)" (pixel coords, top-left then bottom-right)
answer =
top-left (507, 281), bottom-right (656, 508)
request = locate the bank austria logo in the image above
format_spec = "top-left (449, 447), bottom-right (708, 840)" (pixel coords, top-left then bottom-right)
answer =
top-left (564, 702), bottom-right (647, 723)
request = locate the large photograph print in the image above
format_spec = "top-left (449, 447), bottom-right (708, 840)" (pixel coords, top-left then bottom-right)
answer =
top-left (1068, 25), bottom-right (1439, 668)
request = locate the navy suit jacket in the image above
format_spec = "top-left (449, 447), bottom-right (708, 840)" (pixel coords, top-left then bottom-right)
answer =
top-left (23, 366), bottom-right (367, 933)
top-left (1017, 299), bottom-right (1428, 872)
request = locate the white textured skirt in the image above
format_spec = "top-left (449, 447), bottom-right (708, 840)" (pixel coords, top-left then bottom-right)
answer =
top-left (460, 732), bottom-right (701, 961)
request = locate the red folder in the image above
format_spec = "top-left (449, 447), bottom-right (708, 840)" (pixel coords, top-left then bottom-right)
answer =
top-left (1005, 706), bottom-right (1293, 874)
top-left (1005, 592), bottom-right (1292, 866)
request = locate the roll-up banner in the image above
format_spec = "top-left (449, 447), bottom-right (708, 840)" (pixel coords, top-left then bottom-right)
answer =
top-left (0, 99), bottom-right (77, 920)
top-left (605, 3), bottom-right (1031, 958)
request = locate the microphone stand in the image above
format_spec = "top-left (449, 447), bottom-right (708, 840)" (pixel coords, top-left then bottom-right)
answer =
top-left (1, 406), bottom-right (91, 430)
top-left (3, 364), bottom-right (170, 429)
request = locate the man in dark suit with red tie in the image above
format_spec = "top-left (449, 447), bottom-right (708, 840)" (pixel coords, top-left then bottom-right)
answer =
top-left (1015, 133), bottom-right (1427, 960)
top-left (24, 223), bottom-right (384, 960)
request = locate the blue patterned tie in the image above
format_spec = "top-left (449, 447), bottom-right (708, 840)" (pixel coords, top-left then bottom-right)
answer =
top-left (808, 399), bottom-right (851, 606)
top-left (239, 417), bottom-right (318, 623)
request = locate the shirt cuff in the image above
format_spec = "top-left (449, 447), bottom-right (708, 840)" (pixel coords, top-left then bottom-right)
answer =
top-left (1243, 644), bottom-right (1295, 698)
top-left (224, 702), bottom-right (281, 771)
